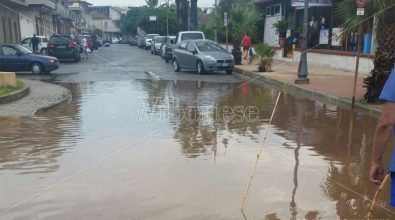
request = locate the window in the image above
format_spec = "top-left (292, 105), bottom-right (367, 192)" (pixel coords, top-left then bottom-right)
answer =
top-left (179, 41), bottom-right (187, 49)
top-left (2, 46), bottom-right (18, 55)
top-left (22, 37), bottom-right (31, 45)
top-left (266, 4), bottom-right (281, 17)
top-left (186, 42), bottom-right (196, 52)
top-left (180, 33), bottom-right (204, 41)
top-left (42, 38), bottom-right (49, 43)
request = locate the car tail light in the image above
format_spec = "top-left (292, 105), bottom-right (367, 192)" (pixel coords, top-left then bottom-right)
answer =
top-left (47, 42), bottom-right (54, 48)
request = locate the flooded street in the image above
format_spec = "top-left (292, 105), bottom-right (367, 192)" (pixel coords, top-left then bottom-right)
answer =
top-left (0, 45), bottom-right (393, 219)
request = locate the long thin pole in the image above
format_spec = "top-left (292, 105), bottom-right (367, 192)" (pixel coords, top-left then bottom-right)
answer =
top-left (367, 173), bottom-right (390, 218)
top-left (352, 23), bottom-right (362, 108)
top-left (295, 0), bottom-right (309, 84)
top-left (240, 92), bottom-right (282, 215)
top-left (166, 0), bottom-right (169, 35)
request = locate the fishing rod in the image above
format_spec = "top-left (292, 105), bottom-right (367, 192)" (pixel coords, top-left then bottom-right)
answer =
top-left (240, 92), bottom-right (282, 219)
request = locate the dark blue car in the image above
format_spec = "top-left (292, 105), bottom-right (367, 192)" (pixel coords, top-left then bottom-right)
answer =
top-left (0, 44), bottom-right (60, 74)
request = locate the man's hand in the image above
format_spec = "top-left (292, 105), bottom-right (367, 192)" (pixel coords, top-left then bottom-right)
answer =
top-left (370, 161), bottom-right (385, 185)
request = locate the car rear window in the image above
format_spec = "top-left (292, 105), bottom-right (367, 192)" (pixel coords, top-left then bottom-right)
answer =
top-left (181, 33), bottom-right (204, 41)
top-left (50, 36), bottom-right (73, 44)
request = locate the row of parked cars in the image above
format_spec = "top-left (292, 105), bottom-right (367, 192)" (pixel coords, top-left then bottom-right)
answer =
top-left (135, 31), bottom-right (235, 75)
top-left (0, 34), bottom-right (101, 74)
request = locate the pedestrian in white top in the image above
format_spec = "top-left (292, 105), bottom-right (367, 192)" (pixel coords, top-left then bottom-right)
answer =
top-left (81, 37), bottom-right (88, 59)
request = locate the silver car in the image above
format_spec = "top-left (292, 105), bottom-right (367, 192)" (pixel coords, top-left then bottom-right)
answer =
top-left (172, 39), bottom-right (234, 75)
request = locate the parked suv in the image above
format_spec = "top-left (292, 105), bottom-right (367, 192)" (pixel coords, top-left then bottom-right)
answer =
top-left (47, 34), bottom-right (80, 62)
top-left (21, 36), bottom-right (49, 55)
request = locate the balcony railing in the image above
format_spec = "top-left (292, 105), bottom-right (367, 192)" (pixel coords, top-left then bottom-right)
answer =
top-left (26, 0), bottom-right (55, 9)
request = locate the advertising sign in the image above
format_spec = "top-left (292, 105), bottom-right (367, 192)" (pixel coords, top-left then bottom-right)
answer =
top-left (224, 12), bottom-right (228, 26)
top-left (356, 0), bottom-right (368, 8)
top-left (319, 29), bottom-right (329, 45)
top-left (149, 16), bottom-right (157, 21)
top-left (292, 0), bottom-right (332, 7)
top-left (331, 28), bottom-right (342, 46)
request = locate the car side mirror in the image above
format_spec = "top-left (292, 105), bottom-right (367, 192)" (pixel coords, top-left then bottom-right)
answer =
top-left (191, 50), bottom-right (198, 55)
top-left (16, 51), bottom-right (22, 56)
top-left (170, 39), bottom-right (175, 44)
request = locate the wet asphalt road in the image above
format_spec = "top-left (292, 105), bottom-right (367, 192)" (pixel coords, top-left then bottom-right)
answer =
top-left (1, 44), bottom-right (394, 219)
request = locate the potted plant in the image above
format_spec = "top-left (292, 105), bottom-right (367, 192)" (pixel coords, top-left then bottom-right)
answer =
top-left (255, 43), bottom-right (275, 72)
top-left (273, 20), bottom-right (288, 48)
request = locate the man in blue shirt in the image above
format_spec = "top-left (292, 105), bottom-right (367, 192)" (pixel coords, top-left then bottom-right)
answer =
top-left (370, 68), bottom-right (395, 205)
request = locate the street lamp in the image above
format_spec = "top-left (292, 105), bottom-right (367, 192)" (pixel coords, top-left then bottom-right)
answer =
top-left (295, 0), bottom-right (310, 84)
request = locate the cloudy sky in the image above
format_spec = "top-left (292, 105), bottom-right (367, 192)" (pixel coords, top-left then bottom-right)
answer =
top-left (87, 0), bottom-right (215, 8)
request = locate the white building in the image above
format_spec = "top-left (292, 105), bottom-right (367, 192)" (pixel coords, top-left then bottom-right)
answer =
top-left (68, 0), bottom-right (92, 33)
top-left (89, 6), bottom-right (121, 37)
top-left (19, 0), bottom-right (56, 39)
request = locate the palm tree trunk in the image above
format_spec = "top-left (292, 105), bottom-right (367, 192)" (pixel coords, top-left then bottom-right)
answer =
top-left (190, 0), bottom-right (198, 30)
top-left (175, 0), bottom-right (180, 22)
top-left (364, 8), bottom-right (395, 103)
top-left (180, 0), bottom-right (189, 31)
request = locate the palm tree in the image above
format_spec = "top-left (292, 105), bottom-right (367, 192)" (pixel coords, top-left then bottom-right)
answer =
top-left (145, 0), bottom-right (158, 8)
top-left (180, 0), bottom-right (189, 31)
top-left (336, 0), bottom-right (395, 103)
top-left (229, 4), bottom-right (262, 65)
top-left (190, 0), bottom-right (198, 30)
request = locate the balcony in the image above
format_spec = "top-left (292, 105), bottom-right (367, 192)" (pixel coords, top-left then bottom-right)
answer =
top-left (26, 0), bottom-right (56, 10)
top-left (54, 1), bottom-right (70, 19)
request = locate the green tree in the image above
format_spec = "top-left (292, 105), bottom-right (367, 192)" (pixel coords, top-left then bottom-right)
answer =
top-left (229, 4), bottom-right (262, 64)
top-left (336, 0), bottom-right (395, 103)
top-left (145, 0), bottom-right (158, 8)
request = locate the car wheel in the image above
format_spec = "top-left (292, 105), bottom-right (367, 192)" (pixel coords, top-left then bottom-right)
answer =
top-left (41, 48), bottom-right (47, 56)
top-left (74, 54), bottom-right (80, 63)
top-left (196, 60), bottom-right (205, 74)
top-left (173, 59), bottom-right (180, 72)
top-left (31, 62), bottom-right (43, 74)
top-left (226, 70), bottom-right (233, 75)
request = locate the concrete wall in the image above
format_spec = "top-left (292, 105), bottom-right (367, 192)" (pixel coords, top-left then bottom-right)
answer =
top-left (19, 9), bottom-right (54, 38)
top-left (275, 49), bottom-right (374, 75)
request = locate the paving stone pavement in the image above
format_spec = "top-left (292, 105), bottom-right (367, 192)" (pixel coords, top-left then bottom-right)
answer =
top-left (0, 79), bottom-right (71, 116)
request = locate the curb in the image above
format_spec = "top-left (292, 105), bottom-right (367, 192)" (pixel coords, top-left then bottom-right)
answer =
top-left (0, 83), bottom-right (30, 105)
top-left (33, 87), bottom-right (72, 115)
top-left (234, 67), bottom-right (382, 118)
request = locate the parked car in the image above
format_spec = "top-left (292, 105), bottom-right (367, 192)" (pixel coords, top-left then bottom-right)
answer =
top-left (174, 31), bottom-right (205, 45)
top-left (172, 39), bottom-right (234, 75)
top-left (150, 36), bottom-right (165, 55)
top-left (47, 34), bottom-right (80, 62)
top-left (0, 43), bottom-right (59, 74)
top-left (129, 37), bottom-right (138, 46)
top-left (160, 36), bottom-right (176, 63)
top-left (119, 39), bottom-right (129, 44)
top-left (112, 38), bottom-right (120, 44)
top-left (144, 34), bottom-right (159, 50)
top-left (21, 35), bottom-right (49, 55)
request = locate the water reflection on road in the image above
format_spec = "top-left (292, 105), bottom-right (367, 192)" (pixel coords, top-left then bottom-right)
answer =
top-left (0, 78), bottom-right (393, 219)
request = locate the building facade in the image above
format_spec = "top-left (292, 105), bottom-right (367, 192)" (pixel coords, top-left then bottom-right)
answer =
top-left (0, 0), bottom-right (26, 43)
top-left (68, 0), bottom-right (92, 34)
top-left (89, 6), bottom-right (121, 38)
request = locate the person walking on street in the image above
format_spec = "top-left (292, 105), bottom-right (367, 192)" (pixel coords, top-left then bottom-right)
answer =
top-left (31, 34), bottom-right (39, 54)
top-left (81, 37), bottom-right (88, 59)
top-left (241, 33), bottom-right (251, 60)
top-left (369, 68), bottom-right (395, 206)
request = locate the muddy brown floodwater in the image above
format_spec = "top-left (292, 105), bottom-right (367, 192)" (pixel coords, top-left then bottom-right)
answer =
top-left (0, 79), bottom-right (394, 219)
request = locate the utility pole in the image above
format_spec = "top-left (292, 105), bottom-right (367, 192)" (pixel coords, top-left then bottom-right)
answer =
top-left (214, 0), bottom-right (218, 42)
top-left (166, 0), bottom-right (169, 35)
top-left (295, 0), bottom-right (310, 84)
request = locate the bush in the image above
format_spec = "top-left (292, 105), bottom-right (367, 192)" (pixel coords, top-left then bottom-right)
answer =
top-left (255, 43), bottom-right (275, 72)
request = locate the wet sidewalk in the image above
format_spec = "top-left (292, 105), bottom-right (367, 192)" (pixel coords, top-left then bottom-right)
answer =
top-left (234, 58), bottom-right (383, 116)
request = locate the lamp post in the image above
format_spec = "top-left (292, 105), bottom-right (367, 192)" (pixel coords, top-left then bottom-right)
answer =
top-left (295, 0), bottom-right (310, 84)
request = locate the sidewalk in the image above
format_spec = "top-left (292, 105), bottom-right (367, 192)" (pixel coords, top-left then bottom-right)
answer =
top-left (234, 58), bottom-right (383, 117)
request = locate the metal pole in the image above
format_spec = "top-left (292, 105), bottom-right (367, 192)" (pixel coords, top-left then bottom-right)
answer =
top-left (295, 0), bottom-right (310, 84)
top-left (352, 23), bottom-right (362, 108)
top-left (214, 0), bottom-right (218, 42)
top-left (226, 24), bottom-right (228, 51)
top-left (166, 0), bottom-right (169, 35)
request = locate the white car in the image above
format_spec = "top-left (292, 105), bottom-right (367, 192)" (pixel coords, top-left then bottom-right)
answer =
top-left (21, 36), bottom-right (49, 55)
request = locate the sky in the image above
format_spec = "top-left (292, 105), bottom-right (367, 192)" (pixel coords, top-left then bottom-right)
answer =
top-left (86, 0), bottom-right (215, 8)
